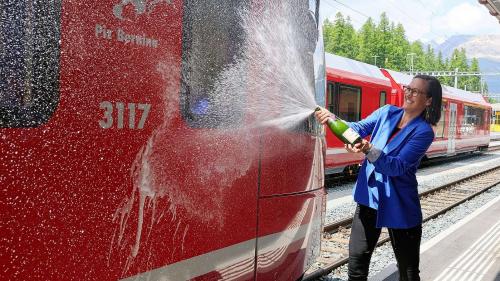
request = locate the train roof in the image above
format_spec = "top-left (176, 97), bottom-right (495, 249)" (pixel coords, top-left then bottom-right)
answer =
top-left (325, 53), bottom-right (391, 86)
top-left (382, 68), bottom-right (491, 108)
top-left (384, 69), bottom-right (413, 85)
top-left (442, 85), bottom-right (491, 107)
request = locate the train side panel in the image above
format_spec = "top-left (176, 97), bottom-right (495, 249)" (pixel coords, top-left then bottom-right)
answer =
top-left (1, 1), bottom-right (325, 280)
top-left (322, 58), bottom-right (492, 175)
top-left (2, 1), bottom-right (262, 279)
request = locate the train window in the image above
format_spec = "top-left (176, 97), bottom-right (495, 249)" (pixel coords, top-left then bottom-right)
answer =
top-left (180, 1), bottom-right (319, 130)
top-left (379, 91), bottom-right (386, 107)
top-left (0, 1), bottom-right (61, 128)
top-left (180, 0), bottom-right (248, 128)
top-left (435, 104), bottom-right (446, 138)
top-left (327, 82), bottom-right (335, 113)
top-left (335, 84), bottom-right (361, 122)
top-left (464, 106), bottom-right (484, 127)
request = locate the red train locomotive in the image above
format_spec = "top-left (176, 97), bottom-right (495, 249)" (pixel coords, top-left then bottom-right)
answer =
top-left (1, 1), bottom-right (326, 280)
top-left (325, 53), bottom-right (491, 175)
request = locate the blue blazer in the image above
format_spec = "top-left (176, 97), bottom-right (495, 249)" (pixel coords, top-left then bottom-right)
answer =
top-left (349, 105), bottom-right (435, 228)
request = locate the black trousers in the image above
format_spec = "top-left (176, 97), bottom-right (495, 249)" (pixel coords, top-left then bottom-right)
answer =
top-left (347, 204), bottom-right (422, 281)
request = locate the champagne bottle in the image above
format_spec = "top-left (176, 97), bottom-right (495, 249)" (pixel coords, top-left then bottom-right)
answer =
top-left (315, 107), bottom-right (362, 145)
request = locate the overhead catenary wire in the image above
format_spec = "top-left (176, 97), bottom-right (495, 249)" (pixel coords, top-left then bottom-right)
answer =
top-left (321, 0), bottom-right (445, 41)
top-left (321, 0), bottom-right (366, 26)
top-left (325, 0), bottom-right (370, 19)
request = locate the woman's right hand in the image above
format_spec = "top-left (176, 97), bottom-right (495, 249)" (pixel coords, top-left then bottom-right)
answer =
top-left (314, 106), bottom-right (335, 124)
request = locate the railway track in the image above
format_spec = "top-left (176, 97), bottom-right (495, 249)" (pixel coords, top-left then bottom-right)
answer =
top-left (303, 165), bottom-right (500, 280)
top-left (326, 144), bottom-right (500, 187)
top-left (487, 144), bottom-right (500, 152)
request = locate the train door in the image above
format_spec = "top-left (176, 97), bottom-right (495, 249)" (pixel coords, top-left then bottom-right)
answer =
top-left (447, 103), bottom-right (458, 155)
top-left (255, 1), bottom-right (325, 280)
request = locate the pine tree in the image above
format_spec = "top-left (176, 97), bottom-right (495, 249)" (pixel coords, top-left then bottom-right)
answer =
top-left (374, 13), bottom-right (391, 68)
top-left (449, 48), bottom-right (469, 88)
top-left (408, 41), bottom-right (425, 72)
top-left (322, 13), bottom-right (358, 58)
top-left (385, 23), bottom-right (409, 71)
top-left (423, 45), bottom-right (437, 71)
top-left (356, 18), bottom-right (376, 63)
top-left (468, 58), bottom-right (481, 92)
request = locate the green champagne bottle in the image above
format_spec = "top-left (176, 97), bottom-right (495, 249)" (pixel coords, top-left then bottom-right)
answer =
top-left (315, 107), bottom-right (362, 145)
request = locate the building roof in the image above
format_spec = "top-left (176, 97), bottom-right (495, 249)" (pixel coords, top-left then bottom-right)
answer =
top-left (491, 103), bottom-right (500, 111)
top-left (478, 0), bottom-right (500, 23)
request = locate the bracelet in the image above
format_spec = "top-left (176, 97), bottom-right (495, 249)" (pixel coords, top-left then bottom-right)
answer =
top-left (363, 145), bottom-right (371, 155)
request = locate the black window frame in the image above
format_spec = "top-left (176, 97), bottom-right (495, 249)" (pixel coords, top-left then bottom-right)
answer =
top-left (329, 82), bottom-right (361, 122)
top-left (327, 82), bottom-right (335, 114)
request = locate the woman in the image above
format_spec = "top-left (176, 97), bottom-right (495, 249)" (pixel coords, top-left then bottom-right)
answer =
top-left (315, 75), bottom-right (442, 281)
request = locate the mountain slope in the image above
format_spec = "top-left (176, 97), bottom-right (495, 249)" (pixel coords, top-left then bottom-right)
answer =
top-left (433, 35), bottom-right (500, 93)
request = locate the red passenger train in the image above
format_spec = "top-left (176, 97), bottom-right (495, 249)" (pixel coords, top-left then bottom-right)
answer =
top-left (1, 1), bottom-right (326, 280)
top-left (325, 53), bottom-right (492, 175)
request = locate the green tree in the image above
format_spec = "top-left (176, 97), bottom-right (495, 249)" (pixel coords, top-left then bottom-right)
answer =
top-left (373, 13), bottom-right (391, 68)
top-left (385, 23), bottom-right (409, 71)
top-left (407, 41), bottom-right (425, 72)
top-left (323, 13), bottom-right (358, 58)
top-left (355, 17), bottom-right (376, 63)
top-left (423, 45), bottom-right (437, 71)
top-left (449, 48), bottom-right (469, 88)
top-left (440, 57), bottom-right (453, 86)
top-left (435, 51), bottom-right (451, 86)
top-left (468, 58), bottom-right (481, 92)
top-left (436, 51), bottom-right (446, 71)
top-left (343, 16), bottom-right (359, 58)
top-left (321, 12), bottom-right (484, 92)
top-left (323, 18), bottom-right (336, 54)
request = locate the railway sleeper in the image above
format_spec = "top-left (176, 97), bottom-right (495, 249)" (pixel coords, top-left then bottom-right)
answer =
top-left (420, 200), bottom-right (446, 207)
top-left (446, 191), bottom-right (471, 198)
top-left (449, 188), bottom-right (476, 194)
top-left (321, 246), bottom-right (349, 255)
top-left (317, 254), bottom-right (345, 264)
top-left (421, 206), bottom-right (440, 213)
top-left (476, 179), bottom-right (499, 185)
top-left (439, 193), bottom-right (467, 199)
top-left (324, 236), bottom-right (350, 244)
top-left (424, 197), bottom-right (456, 202)
top-left (423, 196), bottom-right (454, 201)
top-left (420, 204), bottom-right (443, 210)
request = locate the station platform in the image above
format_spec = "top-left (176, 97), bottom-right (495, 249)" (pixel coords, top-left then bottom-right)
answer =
top-left (370, 195), bottom-right (500, 281)
top-left (491, 132), bottom-right (500, 141)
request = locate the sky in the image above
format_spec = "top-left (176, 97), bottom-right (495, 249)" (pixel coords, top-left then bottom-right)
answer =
top-left (320, 0), bottom-right (500, 44)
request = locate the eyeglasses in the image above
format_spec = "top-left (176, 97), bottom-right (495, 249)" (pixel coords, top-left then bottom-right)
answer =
top-left (403, 85), bottom-right (425, 97)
